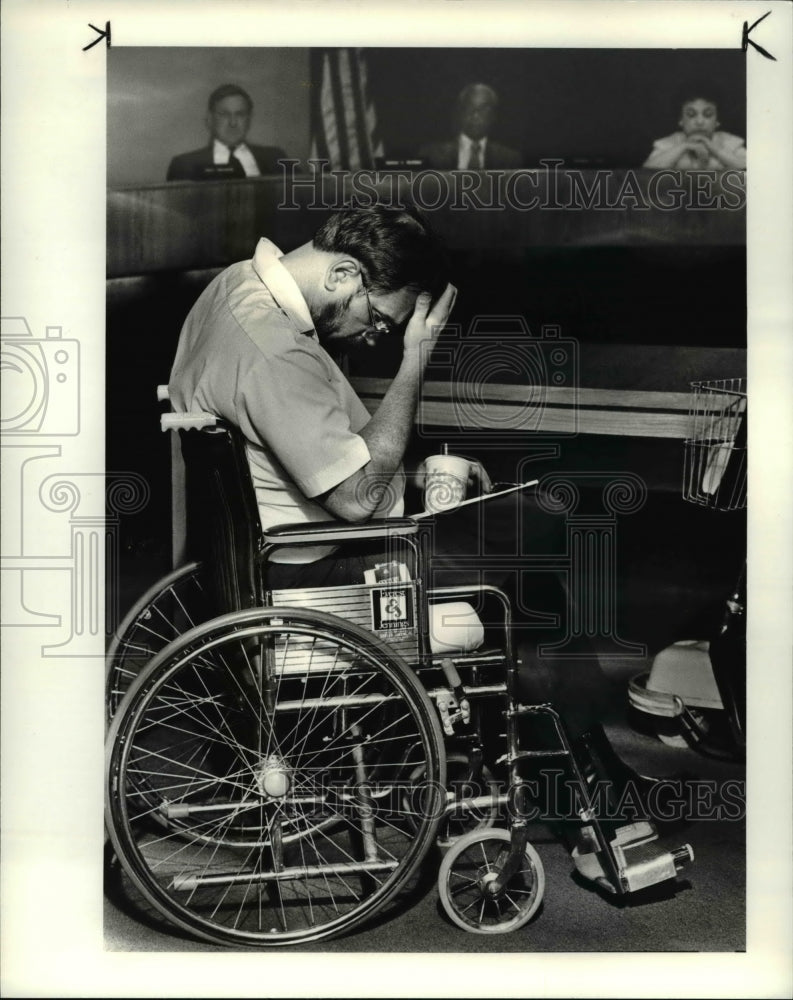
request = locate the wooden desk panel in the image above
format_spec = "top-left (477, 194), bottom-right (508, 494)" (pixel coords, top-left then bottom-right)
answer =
top-left (107, 169), bottom-right (745, 277)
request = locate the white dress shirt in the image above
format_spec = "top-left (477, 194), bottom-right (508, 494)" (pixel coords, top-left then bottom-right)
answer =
top-left (457, 134), bottom-right (489, 170)
top-left (212, 139), bottom-right (261, 177)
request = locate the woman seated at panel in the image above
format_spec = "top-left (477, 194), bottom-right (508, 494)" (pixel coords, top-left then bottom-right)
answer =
top-left (643, 87), bottom-right (746, 171)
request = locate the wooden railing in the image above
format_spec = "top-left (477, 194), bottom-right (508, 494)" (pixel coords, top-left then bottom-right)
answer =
top-left (106, 170), bottom-right (746, 445)
top-left (353, 379), bottom-right (723, 440)
top-left (107, 168), bottom-right (745, 277)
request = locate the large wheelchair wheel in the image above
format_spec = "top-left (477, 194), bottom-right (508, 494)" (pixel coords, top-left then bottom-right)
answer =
top-left (106, 561), bottom-right (209, 719)
top-left (438, 829), bottom-right (545, 934)
top-left (106, 606), bottom-right (446, 947)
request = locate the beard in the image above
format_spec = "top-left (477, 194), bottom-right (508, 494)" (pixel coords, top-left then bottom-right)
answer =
top-left (313, 294), bottom-right (354, 342)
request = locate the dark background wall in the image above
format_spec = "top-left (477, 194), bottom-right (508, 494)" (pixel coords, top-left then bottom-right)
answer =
top-left (370, 48), bottom-right (746, 167)
top-left (108, 47), bottom-right (745, 185)
top-left (107, 48), bottom-right (311, 187)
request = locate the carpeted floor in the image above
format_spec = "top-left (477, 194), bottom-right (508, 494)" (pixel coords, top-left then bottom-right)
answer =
top-left (104, 729), bottom-right (744, 954)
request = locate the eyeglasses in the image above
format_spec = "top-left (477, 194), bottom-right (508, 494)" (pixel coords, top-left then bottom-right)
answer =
top-left (361, 279), bottom-right (395, 336)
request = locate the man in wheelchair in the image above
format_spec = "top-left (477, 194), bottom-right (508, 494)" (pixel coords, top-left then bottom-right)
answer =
top-left (106, 204), bottom-right (692, 946)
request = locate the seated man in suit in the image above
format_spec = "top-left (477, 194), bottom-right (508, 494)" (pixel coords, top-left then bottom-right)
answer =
top-left (166, 83), bottom-right (287, 181)
top-left (419, 83), bottom-right (523, 171)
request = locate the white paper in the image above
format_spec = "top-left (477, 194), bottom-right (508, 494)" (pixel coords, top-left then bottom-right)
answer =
top-left (1, 2), bottom-right (791, 997)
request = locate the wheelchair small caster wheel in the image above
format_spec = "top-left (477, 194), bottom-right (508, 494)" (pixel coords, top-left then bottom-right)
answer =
top-left (438, 828), bottom-right (545, 934)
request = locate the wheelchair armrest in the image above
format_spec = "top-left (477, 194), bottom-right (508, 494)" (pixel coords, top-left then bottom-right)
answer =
top-left (161, 411), bottom-right (219, 431)
top-left (260, 517), bottom-right (418, 549)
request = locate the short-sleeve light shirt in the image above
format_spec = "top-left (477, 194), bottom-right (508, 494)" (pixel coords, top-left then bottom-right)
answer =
top-left (169, 238), bottom-right (404, 562)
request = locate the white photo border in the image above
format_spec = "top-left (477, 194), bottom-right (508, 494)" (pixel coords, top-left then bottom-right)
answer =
top-left (1, 1), bottom-right (791, 997)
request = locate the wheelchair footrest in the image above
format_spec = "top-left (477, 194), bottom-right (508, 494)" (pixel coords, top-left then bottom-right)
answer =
top-left (572, 821), bottom-right (694, 895)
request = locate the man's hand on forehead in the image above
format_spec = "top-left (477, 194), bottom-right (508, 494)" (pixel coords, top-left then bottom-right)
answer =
top-left (403, 283), bottom-right (457, 355)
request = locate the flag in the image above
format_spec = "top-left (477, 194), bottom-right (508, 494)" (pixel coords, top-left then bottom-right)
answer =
top-left (310, 48), bottom-right (384, 170)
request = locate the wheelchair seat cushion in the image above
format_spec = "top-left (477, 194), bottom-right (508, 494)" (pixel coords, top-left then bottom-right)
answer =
top-left (428, 602), bottom-right (485, 654)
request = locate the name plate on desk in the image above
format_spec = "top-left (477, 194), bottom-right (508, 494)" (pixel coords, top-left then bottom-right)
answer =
top-left (374, 157), bottom-right (427, 171)
top-left (197, 165), bottom-right (239, 179)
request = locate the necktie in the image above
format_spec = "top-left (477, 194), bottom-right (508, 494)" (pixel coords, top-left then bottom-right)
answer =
top-left (467, 141), bottom-right (482, 170)
top-left (230, 148), bottom-right (246, 177)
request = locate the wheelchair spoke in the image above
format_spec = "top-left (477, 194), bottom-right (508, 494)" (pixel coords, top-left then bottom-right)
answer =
top-left (270, 646), bottom-right (355, 764)
top-left (106, 563), bottom-right (208, 719)
top-left (269, 633), bottom-right (336, 749)
top-left (438, 829), bottom-right (545, 935)
top-left (107, 608), bottom-right (445, 946)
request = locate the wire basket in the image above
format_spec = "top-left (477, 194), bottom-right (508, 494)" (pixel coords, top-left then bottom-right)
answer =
top-left (683, 378), bottom-right (746, 511)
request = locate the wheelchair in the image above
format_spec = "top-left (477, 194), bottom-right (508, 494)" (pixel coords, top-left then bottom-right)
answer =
top-left (104, 400), bottom-right (693, 948)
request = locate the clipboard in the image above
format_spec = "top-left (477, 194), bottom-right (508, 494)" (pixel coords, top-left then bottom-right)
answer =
top-left (412, 479), bottom-right (539, 519)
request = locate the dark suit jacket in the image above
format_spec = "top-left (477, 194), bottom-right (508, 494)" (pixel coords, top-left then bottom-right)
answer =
top-left (418, 138), bottom-right (523, 171)
top-left (166, 144), bottom-right (288, 181)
